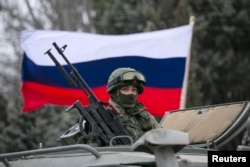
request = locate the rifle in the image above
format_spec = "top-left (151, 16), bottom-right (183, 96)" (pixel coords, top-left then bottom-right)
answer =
top-left (44, 42), bottom-right (132, 146)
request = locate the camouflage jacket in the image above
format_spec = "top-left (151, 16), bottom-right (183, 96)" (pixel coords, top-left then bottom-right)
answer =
top-left (109, 99), bottom-right (159, 142)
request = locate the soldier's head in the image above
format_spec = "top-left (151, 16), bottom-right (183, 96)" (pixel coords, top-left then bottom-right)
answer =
top-left (107, 67), bottom-right (146, 108)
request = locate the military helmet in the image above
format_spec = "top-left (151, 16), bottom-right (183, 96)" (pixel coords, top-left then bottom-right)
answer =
top-left (107, 67), bottom-right (146, 94)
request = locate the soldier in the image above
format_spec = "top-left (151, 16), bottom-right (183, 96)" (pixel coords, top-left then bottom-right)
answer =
top-left (107, 67), bottom-right (159, 141)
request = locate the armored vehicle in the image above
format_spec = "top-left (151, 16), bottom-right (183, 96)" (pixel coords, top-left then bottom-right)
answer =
top-left (1, 101), bottom-right (250, 167)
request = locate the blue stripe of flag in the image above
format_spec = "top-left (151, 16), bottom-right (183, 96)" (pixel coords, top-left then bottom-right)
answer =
top-left (22, 53), bottom-right (186, 88)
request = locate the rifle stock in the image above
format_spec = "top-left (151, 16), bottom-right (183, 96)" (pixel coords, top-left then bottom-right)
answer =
top-left (44, 42), bottom-right (132, 146)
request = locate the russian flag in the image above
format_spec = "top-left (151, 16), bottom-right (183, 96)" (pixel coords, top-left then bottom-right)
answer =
top-left (20, 24), bottom-right (193, 117)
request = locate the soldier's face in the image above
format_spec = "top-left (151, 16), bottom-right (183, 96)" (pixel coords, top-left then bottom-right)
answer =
top-left (119, 85), bottom-right (138, 95)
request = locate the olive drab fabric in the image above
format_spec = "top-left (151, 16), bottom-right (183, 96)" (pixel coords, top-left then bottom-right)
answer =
top-left (109, 98), bottom-right (159, 141)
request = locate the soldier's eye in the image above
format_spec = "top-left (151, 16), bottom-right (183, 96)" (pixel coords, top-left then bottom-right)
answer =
top-left (132, 88), bottom-right (137, 91)
top-left (121, 87), bottom-right (129, 91)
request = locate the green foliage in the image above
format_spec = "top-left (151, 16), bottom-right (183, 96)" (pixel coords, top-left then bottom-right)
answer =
top-left (0, 100), bottom-right (79, 153)
top-left (187, 0), bottom-right (250, 106)
top-left (89, 0), bottom-right (190, 34)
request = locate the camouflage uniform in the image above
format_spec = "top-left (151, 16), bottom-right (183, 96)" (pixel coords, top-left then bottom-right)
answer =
top-left (107, 67), bottom-right (159, 141)
top-left (109, 99), bottom-right (158, 141)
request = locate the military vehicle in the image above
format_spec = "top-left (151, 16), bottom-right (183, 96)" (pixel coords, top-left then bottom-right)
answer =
top-left (1, 101), bottom-right (250, 167)
top-left (1, 43), bottom-right (249, 167)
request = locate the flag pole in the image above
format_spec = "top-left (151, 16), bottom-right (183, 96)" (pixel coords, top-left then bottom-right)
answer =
top-left (180, 16), bottom-right (195, 109)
